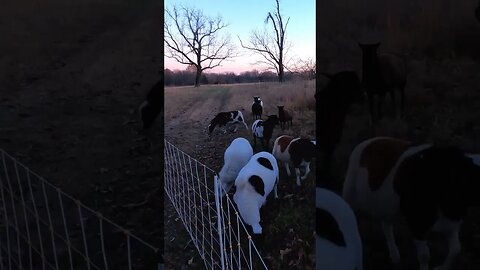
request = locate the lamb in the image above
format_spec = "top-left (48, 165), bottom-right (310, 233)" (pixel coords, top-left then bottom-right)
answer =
top-left (359, 42), bottom-right (407, 124)
top-left (316, 71), bottom-right (363, 181)
top-left (277, 106), bottom-right (293, 130)
top-left (233, 152), bottom-right (279, 234)
top-left (343, 136), bottom-right (480, 270)
top-left (251, 115), bottom-right (279, 150)
top-left (218, 137), bottom-right (254, 197)
top-left (208, 111), bottom-right (248, 134)
top-left (272, 135), bottom-right (316, 186)
top-left (139, 79), bottom-right (163, 130)
top-left (316, 187), bottom-right (363, 270)
top-left (251, 96), bottom-right (263, 120)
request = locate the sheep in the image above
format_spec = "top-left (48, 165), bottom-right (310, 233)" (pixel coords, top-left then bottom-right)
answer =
top-left (233, 151), bottom-right (279, 234)
top-left (359, 42), bottom-right (407, 124)
top-left (316, 71), bottom-right (363, 182)
top-left (218, 137), bottom-right (254, 197)
top-left (208, 111), bottom-right (248, 134)
top-left (343, 136), bottom-right (480, 270)
top-left (277, 106), bottom-right (293, 130)
top-left (316, 187), bottom-right (363, 270)
top-left (139, 79), bottom-right (163, 130)
top-left (272, 135), bottom-right (316, 186)
top-left (251, 115), bottom-right (279, 150)
top-left (252, 96), bottom-right (263, 120)
top-left (476, 0), bottom-right (480, 23)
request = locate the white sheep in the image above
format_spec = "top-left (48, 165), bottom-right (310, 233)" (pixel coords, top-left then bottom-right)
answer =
top-left (233, 152), bottom-right (279, 234)
top-left (316, 187), bottom-right (363, 270)
top-left (218, 137), bottom-right (254, 197)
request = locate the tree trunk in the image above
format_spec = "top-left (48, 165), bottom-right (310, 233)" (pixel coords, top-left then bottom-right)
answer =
top-left (278, 65), bottom-right (284, 82)
top-left (195, 68), bottom-right (202, 87)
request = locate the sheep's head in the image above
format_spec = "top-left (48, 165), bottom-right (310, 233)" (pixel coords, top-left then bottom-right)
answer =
top-left (253, 96), bottom-right (261, 102)
top-left (328, 71), bottom-right (364, 104)
top-left (208, 117), bottom-right (218, 134)
top-left (277, 105), bottom-right (284, 112)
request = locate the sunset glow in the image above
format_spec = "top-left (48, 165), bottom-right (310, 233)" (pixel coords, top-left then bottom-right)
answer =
top-left (164, 0), bottom-right (315, 74)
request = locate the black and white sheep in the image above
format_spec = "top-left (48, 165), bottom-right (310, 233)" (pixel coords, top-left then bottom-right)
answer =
top-left (252, 96), bottom-right (263, 120)
top-left (208, 111), bottom-right (248, 134)
top-left (343, 136), bottom-right (480, 270)
top-left (316, 71), bottom-right (364, 180)
top-left (272, 135), bottom-right (316, 186)
top-left (251, 115), bottom-right (279, 150)
top-left (139, 79), bottom-right (163, 130)
top-left (316, 187), bottom-right (363, 270)
top-left (218, 137), bottom-right (254, 197)
top-left (233, 152), bottom-right (280, 234)
top-left (277, 106), bottom-right (293, 130)
top-left (359, 42), bottom-right (407, 124)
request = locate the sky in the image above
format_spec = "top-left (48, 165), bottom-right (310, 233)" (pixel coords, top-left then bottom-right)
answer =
top-left (164, 0), bottom-right (315, 74)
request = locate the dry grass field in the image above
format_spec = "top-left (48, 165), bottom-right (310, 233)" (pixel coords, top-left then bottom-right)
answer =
top-left (164, 80), bottom-right (316, 269)
top-left (1, 0), bottom-right (163, 267)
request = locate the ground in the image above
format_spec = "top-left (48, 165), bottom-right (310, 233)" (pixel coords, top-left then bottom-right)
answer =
top-left (321, 57), bottom-right (480, 270)
top-left (164, 81), bottom-right (316, 269)
top-left (1, 0), bottom-right (163, 267)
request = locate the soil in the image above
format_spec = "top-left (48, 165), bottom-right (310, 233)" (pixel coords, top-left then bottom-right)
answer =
top-left (1, 0), bottom-right (163, 268)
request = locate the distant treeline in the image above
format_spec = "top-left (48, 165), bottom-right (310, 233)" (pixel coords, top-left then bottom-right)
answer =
top-left (164, 69), bottom-right (314, 86)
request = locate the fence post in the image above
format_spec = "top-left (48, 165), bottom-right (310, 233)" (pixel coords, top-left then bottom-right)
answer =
top-left (214, 174), bottom-right (225, 270)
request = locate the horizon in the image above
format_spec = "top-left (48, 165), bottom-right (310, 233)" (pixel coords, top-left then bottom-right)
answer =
top-left (164, 0), bottom-right (315, 75)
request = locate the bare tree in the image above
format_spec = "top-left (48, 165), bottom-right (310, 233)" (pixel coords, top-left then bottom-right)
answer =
top-left (238, 0), bottom-right (291, 82)
top-left (164, 5), bottom-right (235, 87)
top-left (292, 58), bottom-right (316, 80)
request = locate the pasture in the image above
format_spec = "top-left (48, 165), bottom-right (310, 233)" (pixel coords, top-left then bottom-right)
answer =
top-left (164, 80), bottom-right (316, 269)
top-left (318, 51), bottom-right (480, 270)
top-left (0, 0), bottom-right (162, 267)
top-left (317, 1), bottom-right (480, 269)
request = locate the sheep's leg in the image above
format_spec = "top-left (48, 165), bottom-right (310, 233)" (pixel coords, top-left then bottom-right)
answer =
top-left (253, 136), bottom-right (257, 149)
top-left (274, 177), bottom-right (278, 199)
top-left (378, 93), bottom-right (386, 120)
top-left (301, 162), bottom-right (310, 180)
top-left (382, 222), bottom-right (401, 265)
top-left (434, 225), bottom-right (461, 270)
top-left (295, 168), bottom-right (301, 186)
top-left (389, 90), bottom-right (397, 118)
top-left (284, 162), bottom-right (291, 176)
top-left (414, 240), bottom-right (430, 270)
top-left (400, 89), bottom-right (405, 118)
top-left (368, 96), bottom-right (375, 126)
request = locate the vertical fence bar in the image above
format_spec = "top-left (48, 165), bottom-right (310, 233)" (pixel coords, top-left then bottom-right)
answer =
top-left (214, 175), bottom-right (225, 270)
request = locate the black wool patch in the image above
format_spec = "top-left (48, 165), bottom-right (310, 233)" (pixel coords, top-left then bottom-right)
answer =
top-left (316, 208), bottom-right (346, 247)
top-left (257, 157), bottom-right (273, 170)
top-left (248, 175), bottom-right (265, 196)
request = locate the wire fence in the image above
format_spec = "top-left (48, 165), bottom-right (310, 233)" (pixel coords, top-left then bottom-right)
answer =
top-left (0, 148), bottom-right (161, 270)
top-left (164, 139), bottom-right (269, 270)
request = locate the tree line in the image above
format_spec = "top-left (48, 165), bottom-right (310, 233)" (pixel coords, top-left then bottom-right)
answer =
top-left (164, 68), bottom-right (314, 87)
